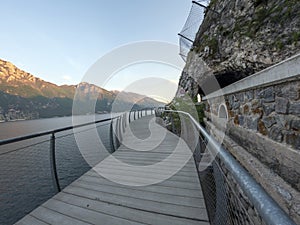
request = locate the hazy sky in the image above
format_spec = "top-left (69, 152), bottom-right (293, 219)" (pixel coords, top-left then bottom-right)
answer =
top-left (0, 0), bottom-right (192, 90)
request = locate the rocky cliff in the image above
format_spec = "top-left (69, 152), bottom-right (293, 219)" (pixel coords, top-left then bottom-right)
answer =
top-left (0, 59), bottom-right (76, 98)
top-left (0, 59), bottom-right (164, 121)
top-left (180, 0), bottom-right (300, 95)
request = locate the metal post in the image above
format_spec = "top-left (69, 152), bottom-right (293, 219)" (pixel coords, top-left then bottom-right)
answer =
top-left (178, 33), bottom-right (194, 43)
top-left (122, 114), bottom-right (126, 133)
top-left (192, 1), bottom-right (220, 14)
top-left (124, 113), bottom-right (127, 128)
top-left (115, 118), bottom-right (120, 148)
top-left (118, 117), bottom-right (122, 144)
top-left (134, 111), bottom-right (136, 120)
top-left (129, 111), bottom-right (131, 124)
top-left (110, 119), bottom-right (116, 153)
top-left (120, 116), bottom-right (123, 142)
top-left (50, 133), bottom-right (61, 193)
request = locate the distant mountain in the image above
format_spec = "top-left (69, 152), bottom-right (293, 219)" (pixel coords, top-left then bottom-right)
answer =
top-left (0, 60), bottom-right (75, 98)
top-left (112, 90), bottom-right (164, 107)
top-left (0, 59), bottom-right (164, 121)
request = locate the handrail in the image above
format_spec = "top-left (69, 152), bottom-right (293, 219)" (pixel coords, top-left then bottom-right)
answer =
top-left (0, 109), bottom-right (153, 194)
top-left (163, 110), bottom-right (296, 225)
top-left (0, 117), bottom-right (116, 146)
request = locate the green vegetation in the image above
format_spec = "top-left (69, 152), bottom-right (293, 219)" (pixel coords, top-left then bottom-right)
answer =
top-left (193, 35), bottom-right (219, 58)
top-left (208, 37), bottom-right (219, 55)
top-left (163, 94), bottom-right (205, 135)
top-left (292, 31), bottom-right (300, 44)
top-left (275, 39), bottom-right (284, 50)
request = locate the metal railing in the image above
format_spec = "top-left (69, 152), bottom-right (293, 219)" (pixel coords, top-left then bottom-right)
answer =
top-left (160, 109), bottom-right (296, 225)
top-left (0, 108), bottom-right (154, 225)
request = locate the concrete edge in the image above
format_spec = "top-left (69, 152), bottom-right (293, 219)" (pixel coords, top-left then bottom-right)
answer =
top-left (203, 53), bottom-right (300, 100)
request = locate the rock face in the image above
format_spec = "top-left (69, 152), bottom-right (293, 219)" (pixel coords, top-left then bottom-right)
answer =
top-left (0, 59), bottom-right (164, 121)
top-left (180, 0), bottom-right (300, 94)
top-left (0, 59), bottom-right (76, 98)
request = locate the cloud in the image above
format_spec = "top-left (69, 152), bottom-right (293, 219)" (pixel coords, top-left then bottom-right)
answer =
top-left (62, 75), bottom-right (72, 81)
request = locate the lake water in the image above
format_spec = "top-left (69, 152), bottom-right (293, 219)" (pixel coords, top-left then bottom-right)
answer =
top-left (0, 114), bottom-right (114, 225)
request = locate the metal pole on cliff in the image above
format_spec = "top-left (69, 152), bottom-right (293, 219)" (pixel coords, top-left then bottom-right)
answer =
top-left (178, 33), bottom-right (194, 43)
top-left (192, 1), bottom-right (220, 15)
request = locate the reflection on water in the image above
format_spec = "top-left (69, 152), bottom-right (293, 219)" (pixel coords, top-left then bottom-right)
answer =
top-left (0, 115), bottom-right (112, 225)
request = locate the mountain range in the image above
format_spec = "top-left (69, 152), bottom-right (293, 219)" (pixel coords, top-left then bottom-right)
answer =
top-left (0, 59), bottom-right (164, 121)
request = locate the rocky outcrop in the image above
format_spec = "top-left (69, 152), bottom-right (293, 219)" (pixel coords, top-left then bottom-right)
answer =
top-left (0, 59), bottom-right (76, 98)
top-left (0, 59), bottom-right (164, 120)
top-left (180, 0), bottom-right (300, 95)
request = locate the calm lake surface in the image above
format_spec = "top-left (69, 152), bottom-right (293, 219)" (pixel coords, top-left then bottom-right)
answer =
top-left (0, 114), bottom-right (114, 225)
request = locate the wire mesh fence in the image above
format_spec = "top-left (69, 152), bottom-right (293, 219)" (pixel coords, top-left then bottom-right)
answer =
top-left (161, 110), bottom-right (294, 225)
top-left (55, 121), bottom-right (113, 189)
top-left (178, 1), bottom-right (208, 61)
top-left (0, 110), bottom-right (152, 225)
top-left (0, 120), bottom-right (114, 225)
top-left (194, 135), bottom-right (265, 225)
top-left (0, 139), bottom-right (54, 225)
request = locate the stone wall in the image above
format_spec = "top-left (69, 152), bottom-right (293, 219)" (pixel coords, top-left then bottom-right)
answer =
top-left (201, 54), bottom-right (300, 223)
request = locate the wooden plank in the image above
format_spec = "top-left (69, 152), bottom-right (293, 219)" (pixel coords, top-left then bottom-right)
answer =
top-left (43, 199), bottom-right (145, 225)
top-left (92, 166), bottom-right (200, 183)
top-left (53, 192), bottom-right (209, 225)
top-left (102, 158), bottom-right (197, 170)
top-left (70, 180), bottom-right (206, 208)
top-left (62, 185), bottom-right (209, 221)
top-left (79, 174), bottom-right (204, 198)
top-left (30, 206), bottom-right (91, 225)
top-left (15, 215), bottom-right (49, 225)
top-left (15, 116), bottom-right (209, 224)
top-left (92, 165), bottom-right (200, 178)
top-left (85, 170), bottom-right (202, 189)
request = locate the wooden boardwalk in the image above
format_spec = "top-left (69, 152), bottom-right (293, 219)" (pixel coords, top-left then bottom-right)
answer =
top-left (16, 116), bottom-right (209, 225)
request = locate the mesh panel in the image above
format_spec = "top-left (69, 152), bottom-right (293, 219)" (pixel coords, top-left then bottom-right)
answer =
top-left (179, 1), bottom-right (207, 61)
top-left (193, 133), bottom-right (264, 225)
top-left (0, 120), bottom-right (113, 225)
top-left (165, 111), bottom-right (266, 225)
top-left (0, 139), bottom-right (54, 225)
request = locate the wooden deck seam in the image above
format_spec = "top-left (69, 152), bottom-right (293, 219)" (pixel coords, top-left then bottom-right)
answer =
top-left (39, 205), bottom-right (94, 225)
top-left (75, 177), bottom-right (204, 199)
top-left (64, 183), bottom-right (207, 209)
top-left (49, 198), bottom-right (150, 225)
top-left (25, 215), bottom-right (51, 225)
top-left (84, 173), bottom-right (203, 191)
top-left (90, 168), bottom-right (200, 181)
top-left (56, 191), bottom-right (209, 223)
